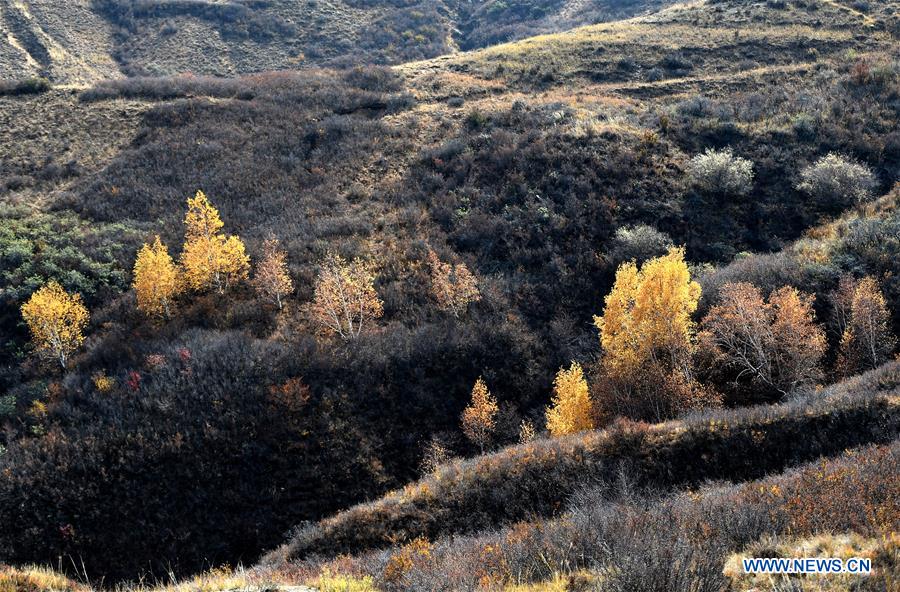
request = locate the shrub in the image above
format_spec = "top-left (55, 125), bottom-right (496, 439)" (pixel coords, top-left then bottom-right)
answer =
top-left (0, 77), bottom-right (51, 96)
top-left (797, 153), bottom-right (878, 209)
top-left (687, 148), bottom-right (754, 196)
top-left (606, 225), bottom-right (674, 266)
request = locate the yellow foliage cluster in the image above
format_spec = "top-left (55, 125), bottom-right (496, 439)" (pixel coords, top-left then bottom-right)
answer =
top-left (310, 254), bottom-right (383, 340)
top-left (837, 276), bottom-right (897, 376)
top-left (133, 236), bottom-right (181, 318)
top-left (595, 247), bottom-right (700, 375)
top-left (20, 281), bottom-right (90, 369)
top-left (461, 376), bottom-right (499, 452)
top-left (383, 537), bottom-right (432, 584)
top-left (427, 249), bottom-right (481, 318)
top-left (180, 190), bottom-right (250, 294)
top-left (92, 371), bottom-right (115, 393)
top-left (250, 236), bottom-right (293, 310)
top-left (545, 362), bottom-right (593, 437)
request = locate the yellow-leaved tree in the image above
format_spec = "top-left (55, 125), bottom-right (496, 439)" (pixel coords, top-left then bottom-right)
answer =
top-left (180, 190), bottom-right (250, 293)
top-left (836, 276), bottom-right (896, 376)
top-left (251, 236), bottom-right (293, 310)
top-left (133, 235), bottom-right (181, 318)
top-left (546, 362), bottom-right (594, 437)
top-left (310, 253), bottom-right (383, 340)
top-left (427, 249), bottom-right (481, 318)
top-left (593, 247), bottom-right (717, 421)
top-left (21, 281), bottom-right (90, 369)
top-left (461, 376), bottom-right (498, 452)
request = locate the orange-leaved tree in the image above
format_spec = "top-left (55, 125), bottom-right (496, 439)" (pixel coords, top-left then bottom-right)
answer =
top-left (461, 376), bottom-right (499, 453)
top-left (546, 362), bottom-right (594, 437)
top-left (427, 249), bottom-right (481, 318)
top-left (133, 235), bottom-right (181, 318)
top-left (21, 281), bottom-right (90, 369)
top-left (180, 190), bottom-right (250, 293)
top-left (836, 276), bottom-right (896, 376)
top-left (593, 247), bottom-right (715, 421)
top-left (251, 236), bottom-right (293, 310)
top-left (699, 282), bottom-right (826, 401)
top-left (310, 253), bottom-right (383, 340)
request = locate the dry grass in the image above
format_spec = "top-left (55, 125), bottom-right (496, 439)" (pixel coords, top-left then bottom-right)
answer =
top-left (0, 565), bottom-right (87, 592)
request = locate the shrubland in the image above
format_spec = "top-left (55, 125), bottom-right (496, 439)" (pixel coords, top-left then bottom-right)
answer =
top-left (267, 437), bottom-right (900, 591)
top-left (0, 0), bottom-right (898, 584)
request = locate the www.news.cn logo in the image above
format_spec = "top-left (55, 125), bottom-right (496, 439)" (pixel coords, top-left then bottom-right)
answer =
top-left (743, 557), bottom-right (872, 575)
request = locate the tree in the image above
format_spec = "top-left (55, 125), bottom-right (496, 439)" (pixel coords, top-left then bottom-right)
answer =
top-left (180, 190), bottom-right (250, 293)
top-left (593, 248), bottom-right (713, 421)
top-left (20, 281), bottom-right (89, 369)
top-left (461, 377), bottom-right (498, 453)
top-left (797, 153), bottom-right (878, 209)
top-left (133, 236), bottom-right (181, 318)
top-left (310, 253), bottom-right (383, 340)
top-left (545, 362), bottom-right (594, 437)
top-left (251, 236), bottom-right (293, 310)
top-left (427, 250), bottom-right (481, 318)
top-left (688, 148), bottom-right (754, 196)
top-left (836, 276), bottom-right (896, 376)
top-left (698, 282), bottom-right (826, 401)
top-left (595, 247), bottom-right (700, 376)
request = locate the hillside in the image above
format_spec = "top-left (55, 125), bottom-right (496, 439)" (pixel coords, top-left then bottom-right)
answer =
top-left (0, 0), bottom-right (679, 83)
top-left (0, 0), bottom-right (899, 587)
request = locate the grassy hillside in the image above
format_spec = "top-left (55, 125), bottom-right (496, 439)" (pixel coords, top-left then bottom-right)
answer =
top-left (0, 0), bottom-right (898, 584)
top-left (267, 361), bottom-right (900, 562)
top-left (0, 0), bottom-right (681, 83)
top-left (268, 439), bottom-right (900, 591)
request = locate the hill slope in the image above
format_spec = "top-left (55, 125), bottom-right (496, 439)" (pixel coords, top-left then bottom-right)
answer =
top-left (0, 0), bottom-right (898, 583)
top-left (0, 0), bottom-right (682, 83)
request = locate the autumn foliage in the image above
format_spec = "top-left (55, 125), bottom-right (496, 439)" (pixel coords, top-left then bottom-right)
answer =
top-left (546, 362), bottom-right (593, 437)
top-left (593, 248), bottom-right (714, 421)
top-left (461, 377), bottom-right (499, 452)
top-left (251, 236), bottom-right (293, 310)
top-left (699, 283), bottom-right (826, 401)
top-left (427, 250), bottom-right (481, 318)
top-left (133, 236), bottom-right (181, 318)
top-left (20, 281), bottom-right (90, 369)
top-left (835, 276), bottom-right (896, 376)
top-left (310, 254), bottom-right (383, 340)
top-left (180, 190), bottom-right (250, 293)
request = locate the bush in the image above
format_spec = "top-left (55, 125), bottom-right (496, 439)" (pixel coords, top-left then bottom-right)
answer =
top-left (688, 148), bottom-right (754, 196)
top-left (0, 77), bottom-right (51, 96)
top-left (606, 225), bottom-right (674, 266)
top-left (796, 153), bottom-right (878, 209)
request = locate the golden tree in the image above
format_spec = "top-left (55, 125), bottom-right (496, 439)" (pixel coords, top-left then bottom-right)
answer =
top-left (592, 247), bottom-right (711, 421)
top-left (837, 277), bottom-right (896, 375)
top-left (21, 281), bottom-right (90, 369)
top-left (699, 282), bottom-right (826, 399)
top-left (180, 190), bottom-right (250, 293)
top-left (427, 250), bottom-right (481, 318)
top-left (595, 247), bottom-right (701, 376)
top-left (310, 253), bottom-right (383, 340)
top-left (251, 236), bottom-right (293, 310)
top-left (133, 235), bottom-right (181, 318)
top-left (461, 376), bottom-right (499, 453)
top-left (546, 362), bottom-right (594, 437)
